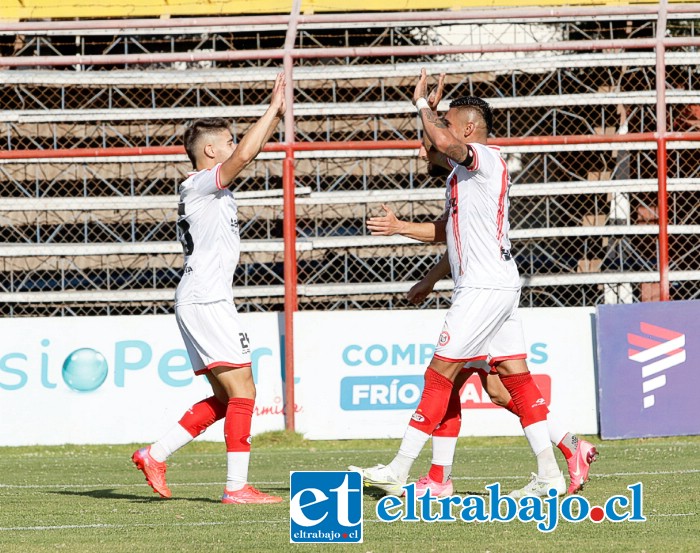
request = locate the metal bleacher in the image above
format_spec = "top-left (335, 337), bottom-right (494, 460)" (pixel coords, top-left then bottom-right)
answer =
top-left (1, 8), bottom-right (700, 315)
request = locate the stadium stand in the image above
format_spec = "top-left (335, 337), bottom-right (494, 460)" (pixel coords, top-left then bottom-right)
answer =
top-left (1, 2), bottom-right (699, 316)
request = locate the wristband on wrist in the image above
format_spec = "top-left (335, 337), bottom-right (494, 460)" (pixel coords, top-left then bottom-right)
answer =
top-left (415, 97), bottom-right (430, 112)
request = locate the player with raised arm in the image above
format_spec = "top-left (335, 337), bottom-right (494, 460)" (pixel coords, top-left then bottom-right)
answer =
top-left (382, 223), bottom-right (598, 495)
top-left (352, 69), bottom-right (578, 499)
top-left (131, 73), bottom-right (287, 505)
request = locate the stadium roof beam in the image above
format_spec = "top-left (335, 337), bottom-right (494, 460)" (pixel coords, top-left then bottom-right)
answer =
top-left (0, 5), bottom-right (687, 35)
top-left (3, 36), bottom-right (700, 68)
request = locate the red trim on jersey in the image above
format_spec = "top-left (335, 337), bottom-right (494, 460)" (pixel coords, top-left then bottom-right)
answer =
top-left (488, 353), bottom-right (528, 367)
top-left (214, 164), bottom-right (224, 190)
top-left (194, 360), bottom-right (252, 376)
top-left (495, 157), bottom-right (509, 245)
top-left (449, 173), bottom-right (465, 276)
top-left (434, 353), bottom-right (488, 363)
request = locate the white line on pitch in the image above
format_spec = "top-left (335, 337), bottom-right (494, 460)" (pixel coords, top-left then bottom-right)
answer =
top-left (2, 440), bottom-right (698, 460)
top-left (0, 481), bottom-right (286, 489)
top-left (0, 520), bottom-right (284, 532)
top-left (451, 469), bottom-right (700, 481)
top-left (2, 468), bottom-right (699, 489)
top-left (2, 514), bottom-right (697, 532)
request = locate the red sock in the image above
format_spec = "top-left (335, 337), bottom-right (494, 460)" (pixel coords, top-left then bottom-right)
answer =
top-left (429, 388), bottom-right (462, 482)
top-left (178, 396), bottom-right (227, 438)
top-left (433, 389), bottom-right (462, 439)
top-left (504, 399), bottom-right (518, 416)
top-left (224, 398), bottom-right (254, 453)
top-left (408, 367), bottom-right (454, 434)
top-left (557, 437), bottom-right (574, 460)
top-left (498, 372), bottom-right (548, 428)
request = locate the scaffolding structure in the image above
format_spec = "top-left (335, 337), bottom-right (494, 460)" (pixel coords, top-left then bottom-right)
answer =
top-left (3, 4), bottom-right (700, 307)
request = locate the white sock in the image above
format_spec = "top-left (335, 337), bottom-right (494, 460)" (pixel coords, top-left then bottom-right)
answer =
top-left (431, 436), bottom-right (458, 467)
top-left (149, 423), bottom-right (193, 462)
top-left (523, 420), bottom-right (560, 478)
top-left (535, 448), bottom-right (561, 479)
top-left (388, 426), bottom-right (431, 481)
top-left (226, 452), bottom-right (251, 491)
top-left (546, 418), bottom-right (568, 446)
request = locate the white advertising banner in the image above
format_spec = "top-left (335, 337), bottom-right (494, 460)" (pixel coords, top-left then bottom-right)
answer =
top-left (294, 307), bottom-right (597, 440)
top-left (0, 313), bottom-right (284, 446)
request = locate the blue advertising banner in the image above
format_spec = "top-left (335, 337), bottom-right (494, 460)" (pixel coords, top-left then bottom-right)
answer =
top-left (597, 300), bottom-right (700, 439)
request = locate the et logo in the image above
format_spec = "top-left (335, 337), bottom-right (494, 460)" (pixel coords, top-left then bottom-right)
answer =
top-left (290, 471), bottom-right (362, 543)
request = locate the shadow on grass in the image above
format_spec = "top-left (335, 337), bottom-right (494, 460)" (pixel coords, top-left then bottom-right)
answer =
top-left (49, 489), bottom-right (220, 504)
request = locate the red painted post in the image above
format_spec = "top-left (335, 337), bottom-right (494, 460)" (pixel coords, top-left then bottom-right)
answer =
top-left (282, 152), bottom-right (298, 430)
top-left (656, 0), bottom-right (670, 301)
top-left (657, 137), bottom-right (670, 301)
top-left (282, 0), bottom-right (301, 431)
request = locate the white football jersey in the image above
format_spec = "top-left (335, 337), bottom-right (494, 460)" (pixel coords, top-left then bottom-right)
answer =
top-left (445, 143), bottom-right (521, 291)
top-left (174, 163), bottom-right (241, 306)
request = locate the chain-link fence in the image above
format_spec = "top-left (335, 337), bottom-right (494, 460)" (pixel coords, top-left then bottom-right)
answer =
top-left (1, 7), bottom-right (699, 316)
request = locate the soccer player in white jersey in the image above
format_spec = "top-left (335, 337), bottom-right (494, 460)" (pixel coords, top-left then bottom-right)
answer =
top-left (131, 73), bottom-right (286, 505)
top-left (361, 142), bottom-right (598, 497)
top-left (403, 249), bottom-right (598, 496)
top-left (352, 69), bottom-right (577, 498)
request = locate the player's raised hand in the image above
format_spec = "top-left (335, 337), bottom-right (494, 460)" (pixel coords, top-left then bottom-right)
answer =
top-left (367, 204), bottom-right (403, 236)
top-left (427, 73), bottom-right (446, 112)
top-left (413, 68), bottom-right (428, 106)
top-left (407, 278), bottom-right (434, 304)
top-left (270, 72), bottom-right (286, 117)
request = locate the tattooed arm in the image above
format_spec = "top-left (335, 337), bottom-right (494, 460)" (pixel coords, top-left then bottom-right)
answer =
top-left (414, 68), bottom-right (475, 169)
top-left (419, 109), bottom-right (475, 169)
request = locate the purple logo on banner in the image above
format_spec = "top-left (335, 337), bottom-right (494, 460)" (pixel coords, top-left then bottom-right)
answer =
top-left (597, 300), bottom-right (700, 439)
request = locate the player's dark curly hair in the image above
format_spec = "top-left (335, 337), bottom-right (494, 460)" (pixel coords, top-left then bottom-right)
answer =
top-left (449, 97), bottom-right (494, 136)
top-left (183, 118), bottom-right (231, 168)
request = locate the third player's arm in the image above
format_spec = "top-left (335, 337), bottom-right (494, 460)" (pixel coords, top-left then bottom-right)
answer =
top-left (219, 73), bottom-right (286, 188)
top-left (367, 204), bottom-right (446, 243)
top-left (407, 252), bottom-right (450, 304)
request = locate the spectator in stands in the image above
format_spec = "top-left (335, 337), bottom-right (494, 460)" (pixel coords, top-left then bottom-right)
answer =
top-left (131, 73), bottom-right (287, 505)
top-left (351, 69), bottom-right (596, 499)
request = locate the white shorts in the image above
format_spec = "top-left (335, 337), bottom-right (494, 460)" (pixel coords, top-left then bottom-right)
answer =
top-left (434, 287), bottom-right (527, 367)
top-left (175, 300), bottom-right (252, 376)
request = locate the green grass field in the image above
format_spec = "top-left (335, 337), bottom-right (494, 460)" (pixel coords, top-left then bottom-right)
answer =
top-left (1, 433), bottom-right (698, 553)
